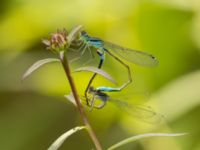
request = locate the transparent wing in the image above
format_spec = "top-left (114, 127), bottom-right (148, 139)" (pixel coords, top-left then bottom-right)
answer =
top-left (109, 98), bottom-right (163, 124)
top-left (103, 41), bottom-right (158, 67)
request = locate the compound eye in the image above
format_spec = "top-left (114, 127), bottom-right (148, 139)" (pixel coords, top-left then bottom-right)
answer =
top-left (81, 30), bottom-right (87, 35)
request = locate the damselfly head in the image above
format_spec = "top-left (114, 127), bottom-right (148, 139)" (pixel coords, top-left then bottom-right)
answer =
top-left (81, 30), bottom-right (88, 36)
top-left (88, 86), bottom-right (96, 94)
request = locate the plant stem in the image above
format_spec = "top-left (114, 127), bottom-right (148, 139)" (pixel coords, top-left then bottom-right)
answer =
top-left (59, 51), bottom-right (102, 150)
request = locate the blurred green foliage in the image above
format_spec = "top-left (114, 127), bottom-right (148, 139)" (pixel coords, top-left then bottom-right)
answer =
top-left (0, 0), bottom-right (200, 150)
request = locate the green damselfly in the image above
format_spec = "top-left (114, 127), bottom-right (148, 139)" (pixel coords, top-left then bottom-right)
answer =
top-left (73, 31), bottom-right (158, 106)
top-left (87, 86), bottom-right (163, 123)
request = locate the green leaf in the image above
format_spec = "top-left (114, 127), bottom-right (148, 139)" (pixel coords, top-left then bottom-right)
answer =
top-left (64, 93), bottom-right (77, 107)
top-left (68, 25), bottom-right (83, 44)
top-left (151, 70), bottom-right (200, 121)
top-left (74, 66), bottom-right (118, 85)
top-left (22, 58), bottom-right (60, 81)
top-left (48, 126), bottom-right (87, 150)
top-left (107, 133), bottom-right (188, 150)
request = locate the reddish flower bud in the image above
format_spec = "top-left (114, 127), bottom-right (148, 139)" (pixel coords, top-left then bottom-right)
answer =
top-left (42, 29), bottom-right (68, 52)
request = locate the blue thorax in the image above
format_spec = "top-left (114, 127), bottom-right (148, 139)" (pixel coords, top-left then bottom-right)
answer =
top-left (81, 31), bottom-right (103, 48)
top-left (81, 31), bottom-right (105, 59)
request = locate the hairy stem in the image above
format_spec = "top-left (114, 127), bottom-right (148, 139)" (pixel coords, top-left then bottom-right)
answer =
top-left (59, 51), bottom-right (102, 150)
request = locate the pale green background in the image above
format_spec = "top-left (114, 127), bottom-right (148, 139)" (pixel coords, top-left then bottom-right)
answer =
top-left (0, 0), bottom-right (200, 149)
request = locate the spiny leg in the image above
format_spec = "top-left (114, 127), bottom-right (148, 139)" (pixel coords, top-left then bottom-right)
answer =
top-left (69, 40), bottom-right (85, 52)
top-left (68, 41), bottom-right (86, 63)
top-left (69, 43), bottom-right (88, 63)
top-left (70, 40), bottom-right (84, 48)
top-left (73, 44), bottom-right (95, 66)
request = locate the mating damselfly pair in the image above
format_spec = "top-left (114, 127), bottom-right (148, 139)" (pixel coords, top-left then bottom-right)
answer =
top-left (69, 29), bottom-right (162, 123)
